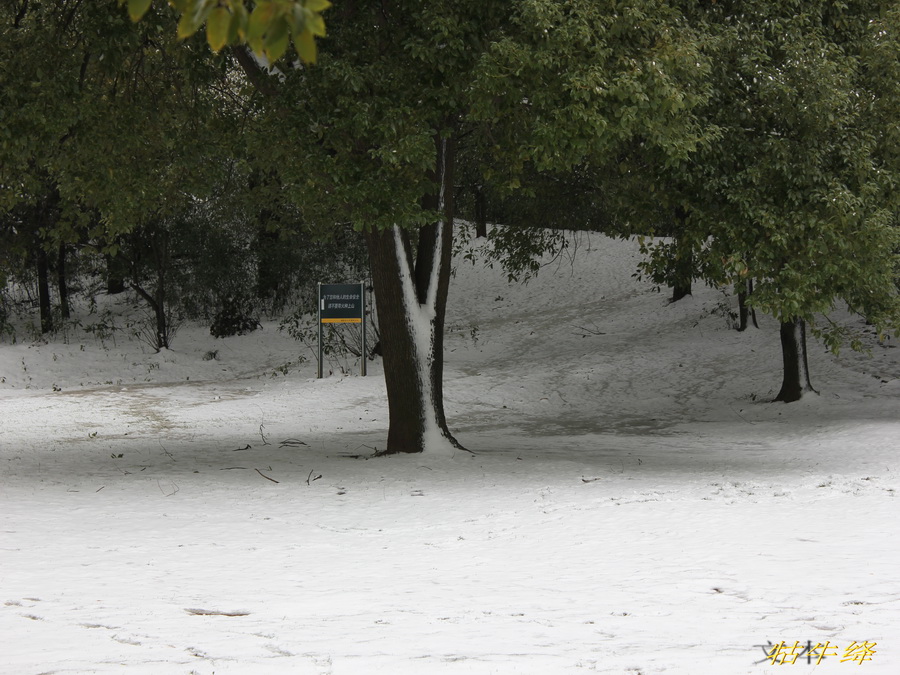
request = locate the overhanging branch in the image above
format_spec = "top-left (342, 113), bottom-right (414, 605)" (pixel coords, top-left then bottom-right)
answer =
top-left (230, 46), bottom-right (279, 98)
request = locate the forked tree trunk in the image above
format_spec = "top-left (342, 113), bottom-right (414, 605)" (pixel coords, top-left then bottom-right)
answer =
top-left (128, 228), bottom-right (171, 352)
top-left (775, 317), bottom-right (816, 402)
top-left (364, 136), bottom-right (463, 455)
top-left (130, 280), bottom-right (170, 352)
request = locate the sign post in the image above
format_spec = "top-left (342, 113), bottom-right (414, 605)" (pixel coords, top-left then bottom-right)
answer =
top-left (317, 282), bottom-right (366, 378)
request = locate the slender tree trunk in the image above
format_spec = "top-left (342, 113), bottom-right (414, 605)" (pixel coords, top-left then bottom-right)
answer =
top-left (670, 235), bottom-right (693, 303)
top-left (749, 279), bottom-right (758, 328)
top-left (106, 254), bottom-right (126, 295)
top-left (130, 280), bottom-right (169, 352)
top-left (36, 245), bottom-right (53, 334)
top-left (737, 279), bottom-right (758, 331)
top-left (364, 135), bottom-right (463, 455)
top-left (474, 186), bottom-right (487, 239)
top-left (57, 244), bottom-right (70, 320)
top-left (154, 276), bottom-right (169, 351)
top-left (128, 228), bottom-right (171, 352)
top-left (775, 317), bottom-right (816, 402)
top-left (33, 187), bottom-right (60, 334)
top-left (152, 234), bottom-right (170, 351)
top-left (738, 284), bottom-right (749, 331)
top-left (669, 209), bottom-right (693, 303)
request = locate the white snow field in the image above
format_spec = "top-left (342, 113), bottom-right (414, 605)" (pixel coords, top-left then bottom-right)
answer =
top-left (1, 233), bottom-right (898, 674)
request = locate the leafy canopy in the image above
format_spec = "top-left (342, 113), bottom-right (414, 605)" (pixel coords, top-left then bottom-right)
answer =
top-left (680, 0), bottom-right (900, 348)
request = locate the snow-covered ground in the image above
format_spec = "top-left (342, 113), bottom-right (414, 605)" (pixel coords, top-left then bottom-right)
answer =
top-left (1, 233), bottom-right (898, 674)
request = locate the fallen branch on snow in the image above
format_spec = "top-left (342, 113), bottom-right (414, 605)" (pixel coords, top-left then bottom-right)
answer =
top-left (184, 608), bottom-right (250, 617)
top-left (255, 468), bottom-right (279, 483)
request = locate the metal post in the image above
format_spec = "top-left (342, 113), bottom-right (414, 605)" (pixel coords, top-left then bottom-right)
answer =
top-left (360, 281), bottom-right (367, 377)
top-left (317, 282), bottom-right (323, 379)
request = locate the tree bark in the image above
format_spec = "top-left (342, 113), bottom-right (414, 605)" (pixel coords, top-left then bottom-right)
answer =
top-left (737, 279), bottom-right (758, 331)
top-left (130, 280), bottom-right (169, 352)
top-left (34, 186), bottom-right (60, 334)
top-left (36, 245), bottom-right (53, 334)
top-left (738, 285), bottom-right (748, 331)
top-left (364, 135), bottom-right (463, 454)
top-left (474, 186), bottom-right (487, 239)
top-left (670, 234), bottom-right (693, 303)
top-left (128, 228), bottom-right (171, 352)
top-left (106, 254), bottom-right (126, 295)
top-left (154, 274), bottom-right (169, 351)
top-left (57, 244), bottom-right (70, 320)
top-left (774, 317), bottom-right (816, 402)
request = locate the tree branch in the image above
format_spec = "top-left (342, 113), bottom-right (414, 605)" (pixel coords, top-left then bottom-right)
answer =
top-left (129, 281), bottom-right (158, 313)
top-left (230, 46), bottom-right (279, 98)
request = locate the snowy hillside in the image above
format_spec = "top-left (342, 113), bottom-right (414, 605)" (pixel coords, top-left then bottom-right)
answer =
top-left (1, 232), bottom-right (898, 674)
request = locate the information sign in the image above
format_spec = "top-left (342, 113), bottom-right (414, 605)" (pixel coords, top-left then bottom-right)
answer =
top-left (317, 282), bottom-right (366, 378)
top-left (320, 283), bottom-right (363, 324)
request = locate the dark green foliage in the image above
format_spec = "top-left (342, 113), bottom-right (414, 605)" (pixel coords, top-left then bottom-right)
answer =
top-left (622, 1), bottom-right (900, 357)
top-left (209, 298), bottom-right (260, 338)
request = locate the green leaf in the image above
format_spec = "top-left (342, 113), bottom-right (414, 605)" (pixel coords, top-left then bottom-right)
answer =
top-left (127, 0), bottom-right (152, 22)
top-left (177, 12), bottom-right (200, 39)
top-left (295, 29), bottom-right (317, 64)
top-left (248, 2), bottom-right (276, 43)
top-left (305, 0), bottom-right (332, 12)
top-left (307, 13), bottom-right (327, 38)
top-left (229, 2), bottom-right (249, 42)
top-left (265, 20), bottom-right (291, 63)
top-left (207, 7), bottom-right (232, 52)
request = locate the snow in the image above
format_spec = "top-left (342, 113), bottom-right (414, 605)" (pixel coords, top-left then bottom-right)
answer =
top-left (1, 232), bottom-right (898, 674)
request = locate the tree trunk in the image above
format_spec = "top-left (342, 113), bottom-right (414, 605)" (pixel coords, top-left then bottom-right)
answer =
top-left (57, 244), bottom-right (70, 320)
top-left (106, 254), bottom-right (126, 295)
top-left (738, 285), bottom-right (748, 331)
top-left (153, 231), bottom-right (171, 351)
top-left (774, 317), bottom-right (816, 402)
top-left (737, 279), bottom-right (758, 331)
top-left (669, 208), bottom-right (693, 303)
top-left (129, 229), bottom-right (171, 352)
top-left (36, 245), bottom-right (53, 334)
top-left (154, 276), bottom-right (169, 351)
top-left (364, 135), bottom-right (463, 455)
top-left (670, 234), bottom-right (693, 303)
top-left (474, 186), bottom-right (487, 239)
top-left (130, 280), bottom-right (169, 352)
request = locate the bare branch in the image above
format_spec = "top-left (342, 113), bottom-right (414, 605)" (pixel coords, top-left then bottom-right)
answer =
top-left (255, 468), bottom-right (279, 483)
